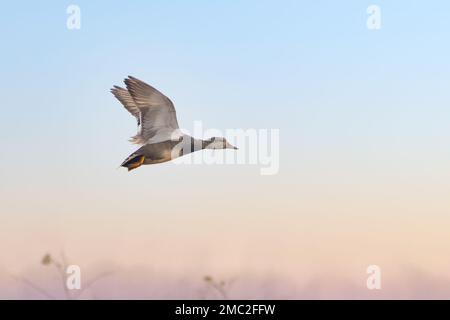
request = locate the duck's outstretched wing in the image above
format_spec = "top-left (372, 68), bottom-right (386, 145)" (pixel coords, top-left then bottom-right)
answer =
top-left (124, 76), bottom-right (181, 144)
top-left (110, 85), bottom-right (141, 125)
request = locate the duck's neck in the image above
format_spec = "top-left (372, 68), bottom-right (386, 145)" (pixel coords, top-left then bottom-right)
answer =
top-left (173, 136), bottom-right (220, 158)
top-left (176, 137), bottom-right (210, 155)
top-left (201, 139), bottom-right (214, 149)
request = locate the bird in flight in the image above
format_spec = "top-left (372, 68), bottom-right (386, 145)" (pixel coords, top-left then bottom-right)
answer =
top-left (111, 76), bottom-right (237, 171)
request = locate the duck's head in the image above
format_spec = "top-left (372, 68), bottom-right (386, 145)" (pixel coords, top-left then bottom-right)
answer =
top-left (205, 137), bottom-right (238, 150)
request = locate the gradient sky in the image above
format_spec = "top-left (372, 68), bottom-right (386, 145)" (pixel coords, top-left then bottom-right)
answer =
top-left (1, 1), bottom-right (450, 299)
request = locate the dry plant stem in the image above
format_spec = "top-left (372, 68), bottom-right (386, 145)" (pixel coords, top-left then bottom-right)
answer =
top-left (12, 251), bottom-right (115, 300)
top-left (52, 254), bottom-right (71, 300)
top-left (208, 281), bottom-right (228, 300)
top-left (11, 275), bottom-right (56, 300)
top-left (72, 271), bottom-right (115, 299)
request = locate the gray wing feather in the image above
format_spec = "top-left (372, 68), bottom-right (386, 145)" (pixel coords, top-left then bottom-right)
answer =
top-left (110, 85), bottom-right (141, 125)
top-left (124, 76), bottom-right (180, 144)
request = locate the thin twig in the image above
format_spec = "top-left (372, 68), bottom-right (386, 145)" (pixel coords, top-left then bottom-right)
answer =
top-left (52, 256), bottom-right (70, 300)
top-left (209, 282), bottom-right (228, 299)
top-left (11, 274), bottom-right (56, 300)
top-left (72, 270), bottom-right (115, 299)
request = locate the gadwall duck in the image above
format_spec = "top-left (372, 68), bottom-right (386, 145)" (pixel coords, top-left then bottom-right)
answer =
top-left (111, 76), bottom-right (237, 171)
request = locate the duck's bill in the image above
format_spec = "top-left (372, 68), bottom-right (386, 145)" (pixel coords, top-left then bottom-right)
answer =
top-left (226, 142), bottom-right (238, 150)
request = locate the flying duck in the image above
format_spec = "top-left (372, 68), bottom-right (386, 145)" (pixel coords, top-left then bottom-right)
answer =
top-left (111, 76), bottom-right (237, 171)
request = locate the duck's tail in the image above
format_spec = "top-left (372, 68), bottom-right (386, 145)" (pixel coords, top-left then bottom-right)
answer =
top-left (120, 153), bottom-right (145, 171)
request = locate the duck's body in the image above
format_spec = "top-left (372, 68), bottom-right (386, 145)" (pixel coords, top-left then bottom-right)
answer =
top-left (120, 135), bottom-right (235, 169)
top-left (111, 77), bottom-right (237, 171)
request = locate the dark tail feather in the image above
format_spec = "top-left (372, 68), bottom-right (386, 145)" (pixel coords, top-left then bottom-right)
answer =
top-left (120, 154), bottom-right (145, 171)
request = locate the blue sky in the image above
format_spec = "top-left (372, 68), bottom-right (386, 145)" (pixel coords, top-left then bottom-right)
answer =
top-left (1, 0), bottom-right (449, 186)
top-left (2, 1), bottom-right (449, 158)
top-left (0, 0), bottom-right (448, 207)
